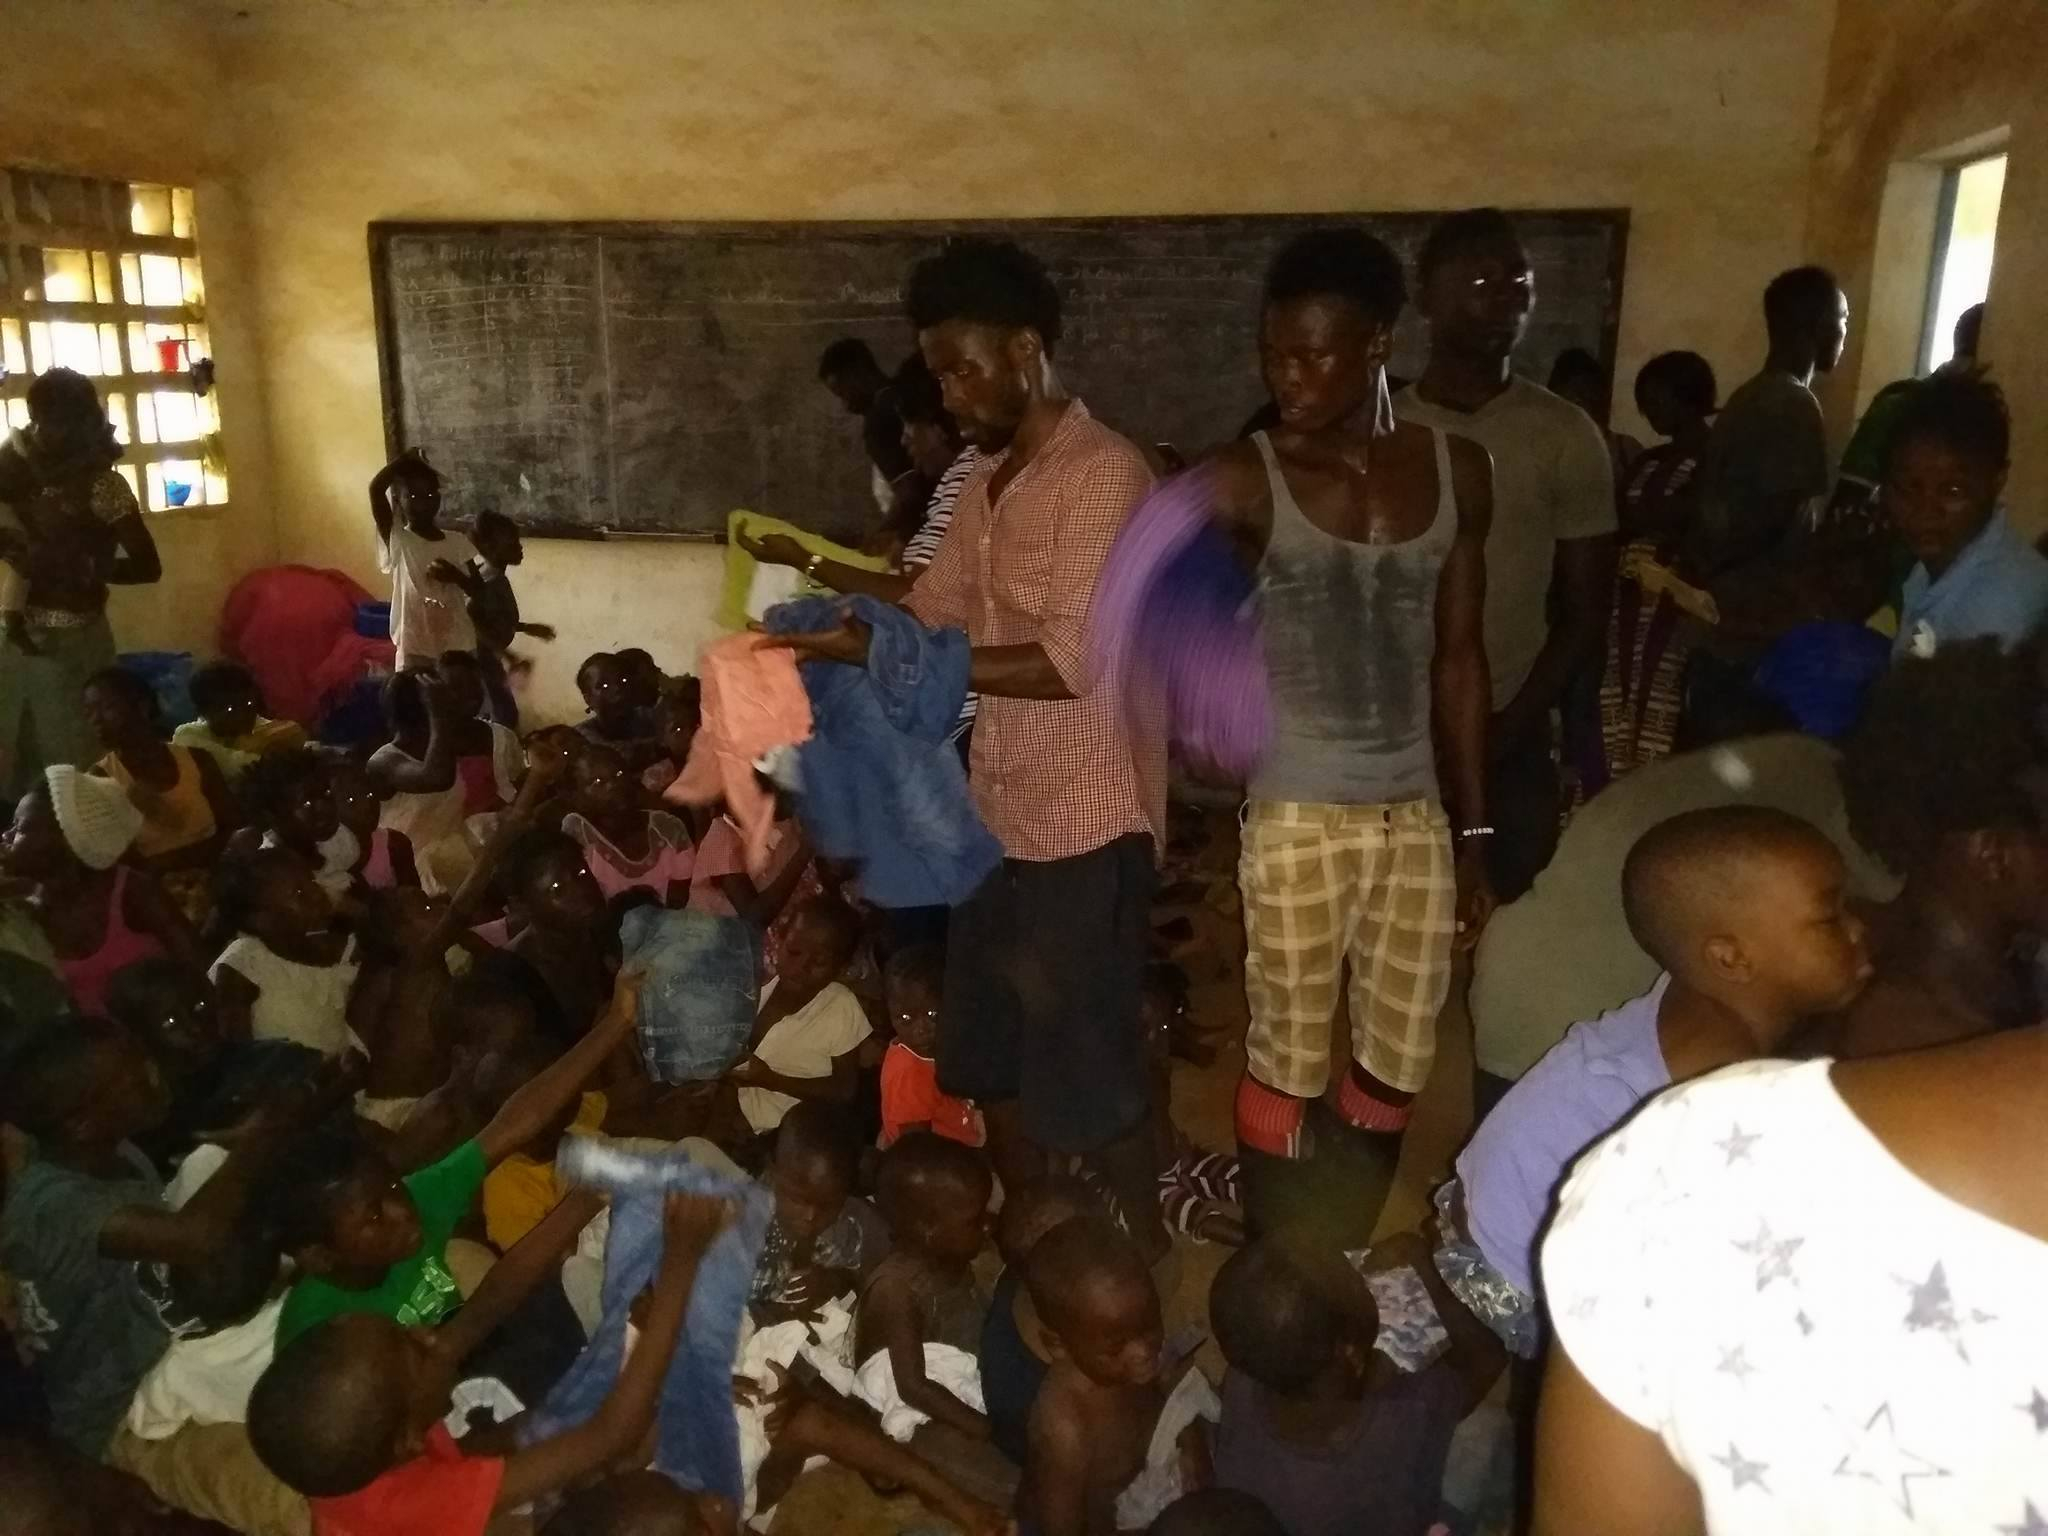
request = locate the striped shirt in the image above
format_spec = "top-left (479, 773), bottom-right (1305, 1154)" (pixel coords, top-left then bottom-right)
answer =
top-left (905, 400), bottom-right (1164, 863)
top-left (904, 448), bottom-right (984, 735)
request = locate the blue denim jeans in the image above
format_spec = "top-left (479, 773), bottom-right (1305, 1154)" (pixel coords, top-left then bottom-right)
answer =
top-left (522, 1139), bottom-right (773, 1502)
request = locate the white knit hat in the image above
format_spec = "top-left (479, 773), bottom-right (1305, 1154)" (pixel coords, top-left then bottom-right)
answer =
top-left (44, 764), bottom-right (143, 870)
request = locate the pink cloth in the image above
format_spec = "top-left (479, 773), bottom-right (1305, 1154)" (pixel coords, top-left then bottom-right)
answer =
top-left (563, 811), bottom-right (696, 903)
top-left (218, 565), bottom-right (396, 726)
top-left (663, 633), bottom-right (810, 880)
top-left (359, 827), bottom-right (397, 889)
top-left (55, 867), bottom-right (165, 1017)
top-left (454, 754), bottom-right (501, 815)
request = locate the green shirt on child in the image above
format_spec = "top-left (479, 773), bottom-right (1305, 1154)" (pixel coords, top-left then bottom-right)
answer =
top-left (277, 1138), bottom-right (487, 1345)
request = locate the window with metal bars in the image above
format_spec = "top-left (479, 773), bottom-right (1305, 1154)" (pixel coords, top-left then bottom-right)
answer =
top-left (0, 169), bottom-right (226, 512)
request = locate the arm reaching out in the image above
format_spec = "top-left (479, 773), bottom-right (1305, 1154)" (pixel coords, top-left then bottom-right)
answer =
top-left (475, 969), bottom-right (645, 1168)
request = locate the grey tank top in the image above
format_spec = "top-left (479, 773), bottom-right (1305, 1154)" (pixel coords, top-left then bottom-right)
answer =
top-left (1247, 428), bottom-right (1457, 806)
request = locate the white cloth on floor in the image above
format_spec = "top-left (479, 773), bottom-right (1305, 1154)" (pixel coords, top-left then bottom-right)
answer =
top-left (1113, 1368), bottom-right (1222, 1530)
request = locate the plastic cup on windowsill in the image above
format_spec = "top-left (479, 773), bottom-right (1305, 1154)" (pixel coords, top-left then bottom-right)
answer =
top-left (164, 480), bottom-right (192, 507)
top-left (156, 339), bottom-right (185, 373)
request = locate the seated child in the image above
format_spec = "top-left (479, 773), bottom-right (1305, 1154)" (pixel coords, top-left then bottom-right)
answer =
top-left (5, 764), bottom-right (200, 1017)
top-left (561, 739), bottom-right (695, 903)
top-left (980, 1175), bottom-right (1098, 1465)
top-left (880, 945), bottom-right (983, 1149)
top-left (173, 660), bottom-right (308, 781)
top-left (326, 753), bottom-right (420, 892)
top-left (249, 1190), bottom-right (730, 1536)
top-left (855, 1132), bottom-right (993, 1444)
top-left (268, 967), bottom-right (646, 1345)
top-left (688, 791), bottom-right (812, 931)
top-left (0, 1016), bottom-right (316, 1458)
top-left (1021, 1216), bottom-right (1216, 1535)
top-left (107, 956), bottom-right (322, 1172)
top-left (1209, 1231), bottom-right (1504, 1536)
top-left (728, 895), bottom-right (871, 1136)
top-left (1443, 805), bottom-right (1872, 1355)
top-left (85, 664), bottom-right (238, 919)
top-left (640, 675), bottom-right (702, 797)
top-left (750, 1101), bottom-right (890, 1323)
top-left (500, 825), bottom-right (618, 1039)
top-left (576, 651), bottom-right (661, 767)
top-left (210, 843), bottom-right (362, 1057)
top-left (236, 745), bottom-right (355, 899)
top-left (368, 668), bottom-right (482, 895)
top-left (615, 647), bottom-right (667, 717)
top-left (349, 750), bottom-right (569, 1124)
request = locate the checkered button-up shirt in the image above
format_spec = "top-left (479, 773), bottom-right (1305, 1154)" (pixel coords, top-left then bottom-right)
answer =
top-left (905, 399), bottom-right (1165, 863)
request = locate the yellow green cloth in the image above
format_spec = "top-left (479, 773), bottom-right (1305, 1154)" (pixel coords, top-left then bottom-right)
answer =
top-left (716, 510), bottom-right (890, 631)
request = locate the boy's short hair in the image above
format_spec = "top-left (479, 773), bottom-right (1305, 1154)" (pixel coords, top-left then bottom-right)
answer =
top-left (475, 508), bottom-right (517, 540)
top-left (82, 664), bottom-right (159, 720)
top-left (882, 942), bottom-right (945, 996)
top-left (776, 1100), bottom-right (860, 1192)
top-left (248, 1315), bottom-right (409, 1497)
top-left (817, 336), bottom-right (878, 381)
top-left (189, 660), bottom-right (262, 716)
top-left (103, 954), bottom-right (197, 1034)
top-left (876, 1130), bottom-right (990, 1219)
top-left (1763, 265), bottom-right (1841, 336)
top-left (1263, 227), bottom-right (1406, 327)
top-left (260, 1123), bottom-right (380, 1256)
top-left (542, 1468), bottom-right (707, 1536)
top-left (1886, 367), bottom-right (2010, 474)
top-left (1417, 207), bottom-right (1520, 284)
top-left (905, 237), bottom-right (1062, 353)
top-left (2, 1017), bottom-right (124, 1141)
top-left (791, 894), bottom-right (863, 967)
top-left (503, 826), bottom-right (585, 904)
top-left (1620, 805), bottom-right (1834, 971)
top-left (1150, 1488), bottom-right (1288, 1536)
top-left (995, 1173), bottom-right (1097, 1264)
top-left (1210, 1236), bottom-right (1363, 1396)
top-left (237, 746), bottom-right (327, 829)
top-left (577, 651), bottom-right (619, 691)
top-left (1023, 1214), bottom-right (1152, 1337)
top-left (1634, 350), bottom-right (1718, 417)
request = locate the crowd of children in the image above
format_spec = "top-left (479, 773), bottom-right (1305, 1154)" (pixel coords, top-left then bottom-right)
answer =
top-left (3, 207), bottom-right (2046, 1536)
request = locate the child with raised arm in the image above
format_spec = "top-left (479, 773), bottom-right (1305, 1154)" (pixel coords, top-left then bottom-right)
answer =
top-left (249, 1190), bottom-right (730, 1536)
top-left (369, 448), bottom-right (475, 672)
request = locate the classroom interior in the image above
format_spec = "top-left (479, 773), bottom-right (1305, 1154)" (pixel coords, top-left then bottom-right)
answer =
top-left (4, 2), bottom-right (2047, 1534)
top-left (3, 0), bottom-right (2041, 722)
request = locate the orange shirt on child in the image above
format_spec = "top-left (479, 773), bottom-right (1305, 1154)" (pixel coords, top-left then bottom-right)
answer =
top-left (880, 1039), bottom-right (984, 1148)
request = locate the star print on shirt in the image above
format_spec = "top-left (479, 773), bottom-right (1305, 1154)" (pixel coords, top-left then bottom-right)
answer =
top-left (1830, 1403), bottom-right (1949, 1517)
top-left (1715, 1123), bottom-right (1761, 1164)
top-left (2022, 1388), bottom-right (2048, 1433)
top-left (1711, 1442), bottom-right (1769, 1492)
top-left (1734, 1220), bottom-right (1804, 1291)
top-left (1715, 1345), bottom-right (1756, 1385)
top-left (2001, 1501), bottom-right (2048, 1536)
top-left (1898, 1262), bottom-right (1994, 1361)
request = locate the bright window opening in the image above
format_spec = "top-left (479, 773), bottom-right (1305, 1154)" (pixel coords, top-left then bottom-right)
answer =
top-left (1922, 153), bottom-right (2005, 371)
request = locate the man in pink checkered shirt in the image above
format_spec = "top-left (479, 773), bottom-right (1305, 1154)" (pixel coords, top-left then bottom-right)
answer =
top-left (776, 238), bottom-right (1168, 1257)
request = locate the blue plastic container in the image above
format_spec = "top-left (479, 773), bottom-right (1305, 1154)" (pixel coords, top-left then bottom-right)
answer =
top-left (354, 601), bottom-right (392, 639)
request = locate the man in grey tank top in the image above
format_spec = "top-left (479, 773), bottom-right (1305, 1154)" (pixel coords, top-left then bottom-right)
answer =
top-left (1202, 229), bottom-right (1496, 1236)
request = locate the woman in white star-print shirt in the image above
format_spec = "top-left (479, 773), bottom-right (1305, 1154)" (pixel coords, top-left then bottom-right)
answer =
top-left (1534, 1031), bottom-right (2048, 1536)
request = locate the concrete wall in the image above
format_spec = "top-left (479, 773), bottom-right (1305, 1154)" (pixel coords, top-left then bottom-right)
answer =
top-left (202, 0), bottom-right (1837, 721)
top-left (1807, 0), bottom-right (2048, 523)
top-left (1, 0), bottom-right (278, 655)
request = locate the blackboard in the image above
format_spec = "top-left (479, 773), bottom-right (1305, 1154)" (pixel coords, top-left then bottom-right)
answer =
top-left (370, 212), bottom-right (1629, 540)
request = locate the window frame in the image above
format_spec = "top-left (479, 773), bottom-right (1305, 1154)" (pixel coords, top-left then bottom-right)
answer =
top-left (1916, 150), bottom-right (2005, 374)
top-left (0, 168), bottom-right (225, 512)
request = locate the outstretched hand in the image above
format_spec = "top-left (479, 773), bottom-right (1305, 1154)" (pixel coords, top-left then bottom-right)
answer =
top-left (736, 529), bottom-right (808, 571)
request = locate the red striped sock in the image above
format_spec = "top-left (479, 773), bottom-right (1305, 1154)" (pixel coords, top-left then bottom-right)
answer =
top-left (1235, 1076), bottom-right (1308, 1158)
top-left (1335, 1069), bottom-right (1412, 1134)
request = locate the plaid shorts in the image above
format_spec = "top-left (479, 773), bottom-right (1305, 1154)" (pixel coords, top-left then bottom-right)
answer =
top-left (1239, 797), bottom-right (1456, 1097)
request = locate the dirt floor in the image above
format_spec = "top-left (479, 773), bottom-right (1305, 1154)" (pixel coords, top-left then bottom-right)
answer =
top-left (770, 807), bottom-right (1481, 1534)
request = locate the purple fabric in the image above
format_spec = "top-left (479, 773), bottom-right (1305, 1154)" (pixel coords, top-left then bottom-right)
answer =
top-left (1088, 469), bottom-right (1271, 777)
top-left (1453, 975), bottom-right (1672, 1294)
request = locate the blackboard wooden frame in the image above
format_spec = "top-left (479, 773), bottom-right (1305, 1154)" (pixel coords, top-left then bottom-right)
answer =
top-left (368, 210), bottom-right (1629, 541)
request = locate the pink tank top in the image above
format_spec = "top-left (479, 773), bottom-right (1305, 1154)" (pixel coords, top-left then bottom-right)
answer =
top-left (56, 867), bottom-right (166, 1017)
top-left (358, 827), bottom-right (396, 889)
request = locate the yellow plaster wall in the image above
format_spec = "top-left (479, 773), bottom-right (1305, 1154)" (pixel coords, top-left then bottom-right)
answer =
top-left (207, 0), bottom-right (1838, 721)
